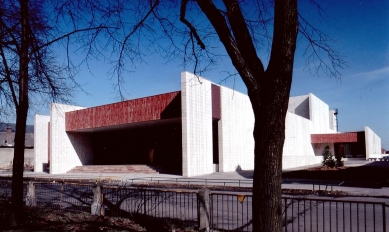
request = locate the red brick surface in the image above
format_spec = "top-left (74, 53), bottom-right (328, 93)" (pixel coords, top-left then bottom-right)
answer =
top-left (66, 91), bottom-right (180, 131)
top-left (311, 133), bottom-right (358, 143)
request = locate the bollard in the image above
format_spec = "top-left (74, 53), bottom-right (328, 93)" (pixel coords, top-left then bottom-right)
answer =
top-left (91, 185), bottom-right (105, 216)
top-left (26, 182), bottom-right (36, 207)
top-left (198, 188), bottom-right (210, 232)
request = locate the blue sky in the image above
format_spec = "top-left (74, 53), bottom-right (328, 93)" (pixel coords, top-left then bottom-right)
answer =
top-left (30, 1), bottom-right (389, 150)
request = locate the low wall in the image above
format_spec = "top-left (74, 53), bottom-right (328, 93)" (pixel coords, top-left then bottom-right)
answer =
top-left (0, 148), bottom-right (34, 168)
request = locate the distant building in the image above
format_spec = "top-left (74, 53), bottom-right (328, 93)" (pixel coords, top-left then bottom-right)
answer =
top-left (0, 125), bottom-right (34, 148)
top-left (34, 72), bottom-right (383, 176)
top-left (0, 124), bottom-right (35, 169)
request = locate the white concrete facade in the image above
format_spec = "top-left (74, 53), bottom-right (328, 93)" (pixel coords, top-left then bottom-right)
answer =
top-left (283, 94), bottom-right (337, 169)
top-left (50, 103), bottom-right (93, 174)
top-left (34, 115), bottom-right (50, 172)
top-left (35, 71), bottom-right (382, 175)
top-left (181, 75), bottom-right (339, 173)
top-left (181, 72), bottom-right (213, 176)
top-left (218, 86), bottom-right (254, 172)
top-left (365, 126), bottom-right (382, 160)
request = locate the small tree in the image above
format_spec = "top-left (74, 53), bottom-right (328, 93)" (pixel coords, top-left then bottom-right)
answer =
top-left (322, 145), bottom-right (335, 168)
top-left (334, 151), bottom-right (344, 167)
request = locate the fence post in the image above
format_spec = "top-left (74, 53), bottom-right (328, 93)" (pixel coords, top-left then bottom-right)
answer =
top-left (383, 203), bottom-right (386, 232)
top-left (25, 181), bottom-right (36, 207)
top-left (91, 184), bottom-right (105, 216)
top-left (143, 190), bottom-right (147, 215)
top-left (198, 188), bottom-right (210, 232)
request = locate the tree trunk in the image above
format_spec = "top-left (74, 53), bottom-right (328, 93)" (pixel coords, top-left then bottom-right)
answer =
top-left (193, 0), bottom-right (297, 230)
top-left (10, 0), bottom-right (30, 225)
top-left (250, 1), bottom-right (298, 231)
top-left (250, 84), bottom-right (290, 231)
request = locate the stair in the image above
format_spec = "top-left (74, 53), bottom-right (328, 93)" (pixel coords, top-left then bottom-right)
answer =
top-left (67, 165), bottom-right (164, 174)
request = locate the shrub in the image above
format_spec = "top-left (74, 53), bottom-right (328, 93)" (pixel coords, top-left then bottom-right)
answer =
top-left (322, 145), bottom-right (336, 168)
top-left (334, 152), bottom-right (344, 167)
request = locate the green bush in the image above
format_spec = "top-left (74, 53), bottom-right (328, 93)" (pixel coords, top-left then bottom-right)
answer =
top-left (322, 145), bottom-right (336, 168)
top-left (334, 151), bottom-right (344, 167)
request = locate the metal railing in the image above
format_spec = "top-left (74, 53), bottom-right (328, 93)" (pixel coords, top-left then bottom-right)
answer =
top-left (0, 180), bottom-right (12, 201)
top-left (102, 186), bottom-right (198, 223)
top-left (209, 192), bottom-right (388, 232)
top-left (283, 197), bottom-right (387, 232)
top-left (124, 177), bottom-right (254, 188)
top-left (211, 193), bottom-right (253, 231)
top-left (34, 182), bottom-right (94, 212)
top-left (0, 179), bottom-right (387, 231)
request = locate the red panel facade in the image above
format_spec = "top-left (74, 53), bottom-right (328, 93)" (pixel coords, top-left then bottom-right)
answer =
top-left (66, 91), bottom-right (181, 131)
top-left (211, 84), bottom-right (221, 119)
top-left (311, 133), bottom-right (358, 143)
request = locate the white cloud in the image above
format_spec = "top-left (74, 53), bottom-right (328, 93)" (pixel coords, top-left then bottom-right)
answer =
top-left (351, 66), bottom-right (389, 81)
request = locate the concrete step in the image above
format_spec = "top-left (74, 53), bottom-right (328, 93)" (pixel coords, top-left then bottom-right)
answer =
top-left (67, 165), bottom-right (163, 174)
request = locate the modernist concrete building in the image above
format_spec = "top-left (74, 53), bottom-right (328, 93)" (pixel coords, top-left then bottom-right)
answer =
top-left (34, 72), bottom-right (383, 176)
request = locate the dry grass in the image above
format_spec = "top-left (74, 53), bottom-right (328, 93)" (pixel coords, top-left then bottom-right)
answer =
top-left (0, 202), bottom-right (146, 231)
top-left (0, 200), bottom-right (197, 231)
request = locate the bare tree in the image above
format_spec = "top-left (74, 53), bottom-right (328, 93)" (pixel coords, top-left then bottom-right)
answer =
top-left (1, 0), bottom-right (343, 230)
top-left (0, 0), bottom-right (111, 225)
top-left (92, 1), bottom-right (341, 230)
top-left (0, 0), bottom-right (88, 225)
top-left (190, 2), bottom-right (298, 230)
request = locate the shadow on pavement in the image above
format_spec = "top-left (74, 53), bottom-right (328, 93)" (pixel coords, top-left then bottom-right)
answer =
top-left (235, 171), bottom-right (253, 179)
top-left (282, 161), bottom-right (389, 188)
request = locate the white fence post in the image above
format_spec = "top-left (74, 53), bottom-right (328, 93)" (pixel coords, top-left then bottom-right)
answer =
top-left (198, 188), bottom-right (210, 231)
top-left (26, 181), bottom-right (36, 207)
top-left (91, 185), bottom-right (105, 216)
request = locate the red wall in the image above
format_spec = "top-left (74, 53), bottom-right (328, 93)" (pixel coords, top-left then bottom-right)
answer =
top-left (66, 91), bottom-right (181, 131)
top-left (311, 133), bottom-right (358, 143)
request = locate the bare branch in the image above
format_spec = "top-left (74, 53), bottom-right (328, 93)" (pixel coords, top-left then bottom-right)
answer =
top-left (0, 46), bottom-right (18, 106)
top-left (298, 13), bottom-right (345, 78)
top-left (180, 0), bottom-right (205, 50)
top-left (34, 26), bottom-right (115, 52)
top-left (114, 0), bottom-right (159, 99)
top-left (195, 0), bottom-right (258, 91)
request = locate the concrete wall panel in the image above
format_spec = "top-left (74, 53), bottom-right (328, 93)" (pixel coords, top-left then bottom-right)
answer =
top-left (283, 93), bottom-right (338, 169)
top-left (365, 126), bottom-right (382, 159)
top-left (288, 95), bottom-right (309, 119)
top-left (181, 72), bottom-right (213, 176)
top-left (309, 93), bottom-right (336, 133)
top-left (283, 112), bottom-right (313, 158)
top-left (282, 156), bottom-right (322, 170)
top-left (34, 115), bottom-right (50, 172)
top-left (50, 103), bottom-right (92, 174)
top-left (218, 86), bottom-right (254, 172)
top-left (282, 110), bottom-right (329, 169)
top-left (329, 109), bottom-right (338, 131)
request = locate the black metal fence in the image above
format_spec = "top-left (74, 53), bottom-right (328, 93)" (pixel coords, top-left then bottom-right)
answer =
top-left (102, 186), bottom-right (198, 224)
top-left (0, 180), bottom-right (12, 201)
top-left (0, 180), bottom-right (388, 232)
top-left (282, 197), bottom-right (387, 232)
top-left (211, 193), bottom-right (253, 231)
top-left (34, 182), bottom-right (94, 212)
top-left (210, 194), bottom-right (388, 232)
